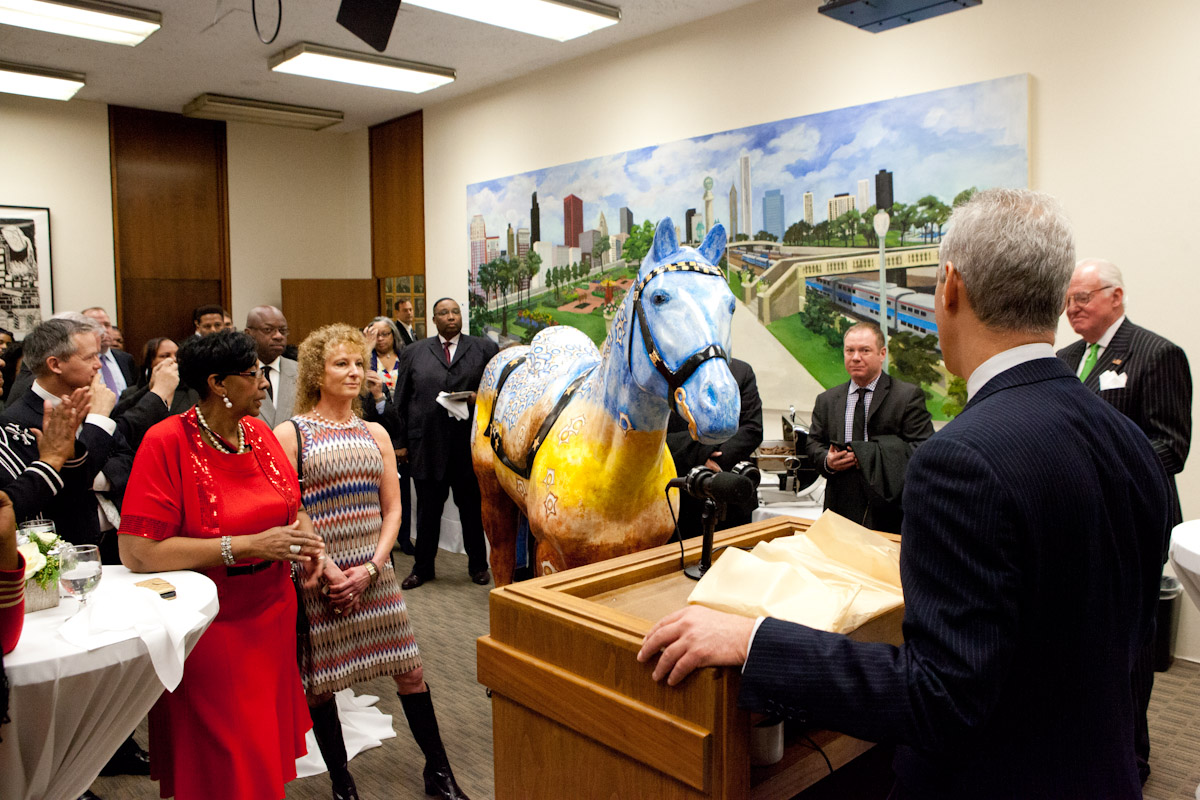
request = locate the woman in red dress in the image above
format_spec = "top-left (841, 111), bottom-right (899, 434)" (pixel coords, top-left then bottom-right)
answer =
top-left (119, 331), bottom-right (325, 800)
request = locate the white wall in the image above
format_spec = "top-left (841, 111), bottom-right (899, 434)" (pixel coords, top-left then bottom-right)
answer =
top-left (226, 123), bottom-right (371, 325)
top-left (0, 96), bottom-right (115, 314)
top-left (422, 0), bottom-right (1200, 658)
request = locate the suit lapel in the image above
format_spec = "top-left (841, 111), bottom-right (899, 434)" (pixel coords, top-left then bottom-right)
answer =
top-left (832, 383), bottom-right (849, 444)
top-left (449, 336), bottom-right (470, 369)
top-left (1085, 319), bottom-right (1132, 391)
top-left (865, 373), bottom-right (891, 428)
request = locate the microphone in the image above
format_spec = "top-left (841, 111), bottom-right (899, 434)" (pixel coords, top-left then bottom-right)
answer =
top-left (668, 465), bottom-right (761, 581)
top-left (667, 466), bottom-right (756, 508)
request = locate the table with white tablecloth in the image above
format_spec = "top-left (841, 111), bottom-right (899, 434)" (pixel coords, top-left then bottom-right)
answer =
top-left (0, 566), bottom-right (218, 800)
top-left (1167, 520), bottom-right (1200, 800)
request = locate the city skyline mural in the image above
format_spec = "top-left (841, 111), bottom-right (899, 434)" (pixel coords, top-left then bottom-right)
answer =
top-left (465, 75), bottom-right (1028, 422)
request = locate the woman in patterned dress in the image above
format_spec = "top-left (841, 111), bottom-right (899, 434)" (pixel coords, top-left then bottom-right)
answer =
top-left (275, 324), bottom-right (470, 800)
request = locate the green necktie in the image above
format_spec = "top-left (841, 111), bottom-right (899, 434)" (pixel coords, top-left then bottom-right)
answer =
top-left (1079, 343), bottom-right (1100, 382)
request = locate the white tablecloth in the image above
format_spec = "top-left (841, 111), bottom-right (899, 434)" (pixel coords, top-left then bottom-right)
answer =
top-left (752, 502), bottom-right (824, 524)
top-left (1170, 519), bottom-right (1200, 611)
top-left (0, 567), bottom-right (218, 800)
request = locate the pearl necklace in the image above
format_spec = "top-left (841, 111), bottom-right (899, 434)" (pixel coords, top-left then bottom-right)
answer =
top-left (310, 409), bottom-right (358, 430)
top-left (195, 405), bottom-right (247, 454)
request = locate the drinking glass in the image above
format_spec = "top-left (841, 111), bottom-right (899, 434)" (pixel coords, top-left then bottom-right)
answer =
top-left (59, 544), bottom-right (102, 609)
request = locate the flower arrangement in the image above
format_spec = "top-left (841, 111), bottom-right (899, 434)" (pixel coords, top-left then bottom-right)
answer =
top-left (18, 524), bottom-right (61, 590)
top-left (600, 302), bottom-right (619, 316)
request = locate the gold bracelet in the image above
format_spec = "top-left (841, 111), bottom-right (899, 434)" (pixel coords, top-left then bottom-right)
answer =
top-left (363, 560), bottom-right (379, 584)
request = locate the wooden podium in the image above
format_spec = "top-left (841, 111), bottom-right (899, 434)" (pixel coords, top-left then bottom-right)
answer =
top-left (477, 516), bottom-right (904, 799)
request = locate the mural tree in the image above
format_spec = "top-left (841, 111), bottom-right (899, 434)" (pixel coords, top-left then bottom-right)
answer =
top-left (592, 237), bottom-right (610, 269)
top-left (888, 330), bottom-right (942, 389)
top-left (942, 375), bottom-right (968, 418)
top-left (622, 220), bottom-right (654, 264)
top-left (524, 250), bottom-right (542, 307)
top-left (754, 230), bottom-right (779, 242)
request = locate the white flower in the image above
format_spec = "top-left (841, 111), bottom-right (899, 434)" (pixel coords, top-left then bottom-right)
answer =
top-left (30, 528), bottom-right (57, 546)
top-left (18, 542), bottom-right (46, 580)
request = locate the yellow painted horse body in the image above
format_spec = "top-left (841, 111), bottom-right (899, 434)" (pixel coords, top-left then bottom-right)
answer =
top-left (472, 218), bottom-right (740, 585)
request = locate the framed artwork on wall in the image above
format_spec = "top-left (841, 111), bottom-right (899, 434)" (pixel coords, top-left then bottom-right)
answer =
top-left (0, 205), bottom-right (54, 337)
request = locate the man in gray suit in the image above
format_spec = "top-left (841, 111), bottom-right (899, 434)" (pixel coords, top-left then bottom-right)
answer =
top-left (246, 305), bottom-right (297, 427)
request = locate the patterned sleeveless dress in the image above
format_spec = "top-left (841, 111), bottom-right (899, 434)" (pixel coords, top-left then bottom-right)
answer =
top-left (294, 414), bottom-right (421, 694)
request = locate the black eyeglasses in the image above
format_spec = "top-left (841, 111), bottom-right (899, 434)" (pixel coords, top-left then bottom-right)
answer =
top-left (1066, 285), bottom-right (1113, 307)
top-left (219, 370), bottom-right (262, 379)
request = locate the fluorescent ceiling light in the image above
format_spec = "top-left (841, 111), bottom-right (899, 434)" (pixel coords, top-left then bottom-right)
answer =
top-left (183, 94), bottom-right (344, 131)
top-left (405, 0), bottom-right (620, 42)
top-left (0, 59), bottom-right (85, 100)
top-left (269, 43), bottom-right (454, 94)
top-left (0, 0), bottom-right (161, 46)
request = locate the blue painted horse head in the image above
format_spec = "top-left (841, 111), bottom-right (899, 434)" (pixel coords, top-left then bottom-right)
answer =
top-left (473, 217), bottom-right (741, 584)
top-left (601, 217), bottom-right (740, 444)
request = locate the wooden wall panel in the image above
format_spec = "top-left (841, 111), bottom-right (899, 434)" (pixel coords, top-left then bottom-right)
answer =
top-left (281, 279), bottom-right (378, 346)
top-left (121, 278), bottom-right (222, 359)
top-left (109, 105), bottom-right (229, 358)
top-left (369, 110), bottom-right (424, 278)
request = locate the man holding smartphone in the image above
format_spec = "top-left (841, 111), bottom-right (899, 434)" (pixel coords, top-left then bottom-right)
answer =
top-left (805, 322), bottom-right (933, 533)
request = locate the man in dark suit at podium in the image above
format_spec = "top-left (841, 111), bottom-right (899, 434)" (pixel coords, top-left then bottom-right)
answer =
top-left (395, 298), bottom-right (498, 589)
top-left (640, 189), bottom-right (1170, 799)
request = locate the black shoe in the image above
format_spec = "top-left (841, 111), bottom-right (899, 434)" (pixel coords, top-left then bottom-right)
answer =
top-left (402, 571), bottom-right (429, 590)
top-left (309, 697), bottom-right (360, 800)
top-left (396, 538), bottom-right (415, 555)
top-left (99, 736), bottom-right (150, 776)
top-left (470, 570), bottom-right (490, 586)
top-left (400, 687), bottom-right (471, 800)
top-left (78, 792), bottom-right (102, 800)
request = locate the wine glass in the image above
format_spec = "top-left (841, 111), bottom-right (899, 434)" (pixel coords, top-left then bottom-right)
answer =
top-left (59, 544), bottom-right (102, 610)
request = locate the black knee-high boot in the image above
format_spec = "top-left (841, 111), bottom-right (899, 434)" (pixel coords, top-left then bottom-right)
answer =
top-left (309, 697), bottom-right (360, 800)
top-left (399, 686), bottom-right (470, 800)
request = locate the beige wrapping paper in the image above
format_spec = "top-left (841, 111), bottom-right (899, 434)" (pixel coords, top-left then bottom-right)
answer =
top-left (687, 511), bottom-right (903, 633)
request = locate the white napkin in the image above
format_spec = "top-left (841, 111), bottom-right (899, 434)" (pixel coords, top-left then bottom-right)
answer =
top-left (59, 584), bottom-right (204, 691)
top-left (296, 689), bottom-right (397, 777)
top-left (1099, 369), bottom-right (1127, 390)
top-left (436, 391), bottom-right (470, 420)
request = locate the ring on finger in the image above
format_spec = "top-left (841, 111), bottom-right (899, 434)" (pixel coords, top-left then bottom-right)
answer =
top-left (289, 544), bottom-right (301, 555)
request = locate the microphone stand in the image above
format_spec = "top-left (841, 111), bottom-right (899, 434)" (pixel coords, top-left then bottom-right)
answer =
top-left (685, 498), bottom-right (724, 580)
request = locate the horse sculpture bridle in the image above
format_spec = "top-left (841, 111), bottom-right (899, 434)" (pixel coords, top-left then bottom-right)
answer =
top-left (628, 260), bottom-right (730, 436)
top-left (486, 259), bottom-right (730, 479)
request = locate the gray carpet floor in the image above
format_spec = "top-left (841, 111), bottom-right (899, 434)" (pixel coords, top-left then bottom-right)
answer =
top-left (89, 550), bottom-right (1200, 799)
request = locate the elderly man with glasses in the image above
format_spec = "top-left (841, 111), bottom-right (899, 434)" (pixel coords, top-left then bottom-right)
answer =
top-left (1058, 257), bottom-right (1192, 786)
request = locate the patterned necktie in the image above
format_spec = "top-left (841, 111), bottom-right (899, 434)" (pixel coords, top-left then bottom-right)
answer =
top-left (852, 387), bottom-right (867, 442)
top-left (99, 354), bottom-right (119, 394)
top-left (1079, 343), bottom-right (1100, 382)
top-left (262, 364), bottom-right (273, 399)
top-left (443, 341), bottom-right (452, 365)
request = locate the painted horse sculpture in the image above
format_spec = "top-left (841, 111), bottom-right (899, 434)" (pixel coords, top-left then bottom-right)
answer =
top-left (472, 217), bottom-right (741, 585)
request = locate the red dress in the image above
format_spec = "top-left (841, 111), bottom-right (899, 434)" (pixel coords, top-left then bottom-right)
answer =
top-left (0, 552), bottom-right (25, 654)
top-left (119, 411), bottom-right (310, 800)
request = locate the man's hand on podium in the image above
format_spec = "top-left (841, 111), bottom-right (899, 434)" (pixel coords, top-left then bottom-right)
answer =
top-left (638, 606), bottom-right (754, 686)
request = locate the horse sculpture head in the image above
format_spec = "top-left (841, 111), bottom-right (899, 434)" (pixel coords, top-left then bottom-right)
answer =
top-left (616, 217), bottom-right (739, 444)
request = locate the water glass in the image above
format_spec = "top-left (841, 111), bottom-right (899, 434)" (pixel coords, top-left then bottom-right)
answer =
top-left (59, 544), bottom-right (102, 609)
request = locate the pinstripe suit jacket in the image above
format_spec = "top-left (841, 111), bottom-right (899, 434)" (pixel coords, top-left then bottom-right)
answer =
top-left (740, 358), bottom-right (1169, 799)
top-left (1058, 318), bottom-right (1192, 528)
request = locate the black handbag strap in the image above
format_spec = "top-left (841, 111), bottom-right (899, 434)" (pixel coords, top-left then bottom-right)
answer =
top-left (290, 418), bottom-right (305, 488)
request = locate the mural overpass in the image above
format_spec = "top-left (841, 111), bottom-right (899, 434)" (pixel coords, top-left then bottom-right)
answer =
top-left (730, 244), bottom-right (941, 325)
